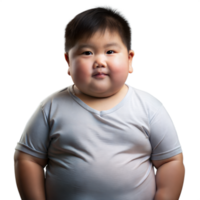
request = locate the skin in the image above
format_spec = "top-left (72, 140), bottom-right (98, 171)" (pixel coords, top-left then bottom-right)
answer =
top-left (64, 29), bottom-right (134, 100)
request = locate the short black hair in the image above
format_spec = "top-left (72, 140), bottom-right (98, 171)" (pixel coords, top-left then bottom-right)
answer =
top-left (64, 7), bottom-right (131, 53)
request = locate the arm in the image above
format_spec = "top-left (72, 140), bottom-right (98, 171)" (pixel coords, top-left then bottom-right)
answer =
top-left (14, 150), bottom-right (48, 200)
top-left (152, 153), bottom-right (185, 200)
top-left (15, 161), bottom-right (46, 200)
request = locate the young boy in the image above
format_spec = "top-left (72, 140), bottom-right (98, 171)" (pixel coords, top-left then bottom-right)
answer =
top-left (14, 7), bottom-right (185, 200)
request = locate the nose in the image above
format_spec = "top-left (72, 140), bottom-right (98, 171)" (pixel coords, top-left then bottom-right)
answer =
top-left (93, 62), bottom-right (105, 68)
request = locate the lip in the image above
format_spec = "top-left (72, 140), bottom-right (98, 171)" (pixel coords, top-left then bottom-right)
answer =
top-left (93, 74), bottom-right (108, 78)
top-left (92, 71), bottom-right (109, 76)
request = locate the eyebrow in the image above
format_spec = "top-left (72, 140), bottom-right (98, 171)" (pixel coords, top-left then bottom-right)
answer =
top-left (77, 43), bottom-right (121, 49)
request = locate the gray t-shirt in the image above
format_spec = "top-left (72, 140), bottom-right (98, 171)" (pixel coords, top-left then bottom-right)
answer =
top-left (15, 84), bottom-right (182, 200)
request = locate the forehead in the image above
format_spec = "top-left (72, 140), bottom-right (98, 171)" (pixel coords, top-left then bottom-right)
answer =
top-left (79, 29), bottom-right (121, 43)
top-left (75, 29), bottom-right (125, 48)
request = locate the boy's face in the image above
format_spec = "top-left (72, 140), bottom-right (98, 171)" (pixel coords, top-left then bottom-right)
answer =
top-left (64, 29), bottom-right (134, 98)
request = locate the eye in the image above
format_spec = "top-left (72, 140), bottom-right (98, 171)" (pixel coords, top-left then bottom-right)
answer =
top-left (106, 50), bottom-right (114, 52)
top-left (82, 50), bottom-right (114, 54)
top-left (82, 51), bottom-right (91, 54)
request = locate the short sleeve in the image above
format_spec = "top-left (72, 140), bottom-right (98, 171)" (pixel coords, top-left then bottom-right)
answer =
top-left (149, 104), bottom-right (182, 160)
top-left (15, 103), bottom-right (50, 159)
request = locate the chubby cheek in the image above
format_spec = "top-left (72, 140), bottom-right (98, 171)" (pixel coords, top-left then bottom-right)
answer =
top-left (109, 58), bottom-right (128, 82)
top-left (70, 59), bottom-right (92, 84)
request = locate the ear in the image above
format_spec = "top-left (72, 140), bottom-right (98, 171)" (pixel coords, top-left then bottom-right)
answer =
top-left (64, 53), bottom-right (71, 76)
top-left (64, 53), bottom-right (70, 66)
top-left (128, 50), bottom-right (136, 74)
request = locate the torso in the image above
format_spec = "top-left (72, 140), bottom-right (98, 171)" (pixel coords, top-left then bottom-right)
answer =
top-left (73, 84), bottom-right (129, 111)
